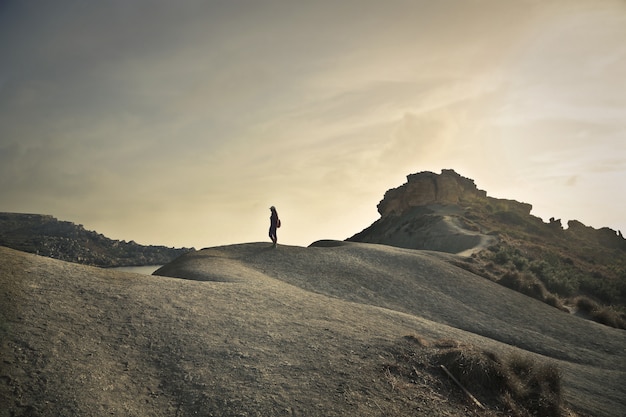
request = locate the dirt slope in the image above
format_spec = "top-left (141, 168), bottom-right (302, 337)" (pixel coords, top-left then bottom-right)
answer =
top-left (156, 242), bottom-right (626, 415)
top-left (2, 244), bottom-right (624, 416)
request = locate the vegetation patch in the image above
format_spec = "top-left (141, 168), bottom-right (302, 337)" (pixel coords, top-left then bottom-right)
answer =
top-left (574, 296), bottom-right (626, 330)
top-left (384, 335), bottom-right (576, 417)
top-left (457, 236), bottom-right (626, 329)
top-left (499, 271), bottom-right (548, 301)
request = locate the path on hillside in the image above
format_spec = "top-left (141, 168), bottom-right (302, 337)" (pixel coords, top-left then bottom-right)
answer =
top-left (442, 215), bottom-right (496, 256)
top-left (425, 205), bottom-right (497, 257)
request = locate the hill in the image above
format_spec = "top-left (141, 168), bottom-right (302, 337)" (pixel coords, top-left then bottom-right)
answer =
top-left (2, 243), bottom-right (625, 416)
top-left (0, 213), bottom-right (192, 267)
top-left (348, 169), bottom-right (626, 328)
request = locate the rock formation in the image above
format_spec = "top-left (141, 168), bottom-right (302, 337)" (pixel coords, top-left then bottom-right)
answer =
top-left (349, 169), bottom-right (625, 254)
top-left (377, 169), bottom-right (531, 217)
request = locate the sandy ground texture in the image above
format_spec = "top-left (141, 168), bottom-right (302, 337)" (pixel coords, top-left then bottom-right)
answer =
top-left (1, 243), bottom-right (624, 416)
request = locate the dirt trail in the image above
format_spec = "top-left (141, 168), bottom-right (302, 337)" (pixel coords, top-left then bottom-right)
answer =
top-left (424, 205), bottom-right (497, 257)
top-left (442, 216), bottom-right (497, 257)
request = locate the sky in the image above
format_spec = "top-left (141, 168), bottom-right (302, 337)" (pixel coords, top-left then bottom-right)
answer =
top-left (1, 0), bottom-right (625, 249)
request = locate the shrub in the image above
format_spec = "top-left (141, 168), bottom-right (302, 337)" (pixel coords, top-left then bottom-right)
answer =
top-left (403, 334), bottom-right (430, 347)
top-left (541, 270), bottom-right (579, 297)
top-left (438, 347), bottom-right (504, 392)
top-left (388, 336), bottom-right (565, 416)
top-left (579, 276), bottom-right (622, 304)
top-left (529, 260), bottom-right (549, 279)
top-left (499, 271), bottom-right (547, 301)
top-left (575, 296), bottom-right (599, 313)
top-left (494, 249), bottom-right (510, 265)
top-left (512, 255), bottom-right (528, 271)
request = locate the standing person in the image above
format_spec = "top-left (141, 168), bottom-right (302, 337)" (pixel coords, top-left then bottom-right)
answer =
top-left (269, 206), bottom-right (280, 247)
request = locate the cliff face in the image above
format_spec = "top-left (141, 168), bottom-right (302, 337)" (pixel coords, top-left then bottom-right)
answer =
top-left (0, 213), bottom-right (192, 267)
top-left (377, 169), bottom-right (531, 217)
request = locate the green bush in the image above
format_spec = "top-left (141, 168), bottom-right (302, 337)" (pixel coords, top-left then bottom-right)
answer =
top-left (528, 260), bottom-right (549, 278)
top-left (512, 255), bottom-right (528, 271)
top-left (591, 308), bottom-right (624, 329)
top-left (499, 271), bottom-right (547, 301)
top-left (494, 248), bottom-right (510, 265)
top-left (541, 270), bottom-right (579, 297)
top-left (575, 296), bottom-right (599, 313)
top-left (579, 276), bottom-right (622, 304)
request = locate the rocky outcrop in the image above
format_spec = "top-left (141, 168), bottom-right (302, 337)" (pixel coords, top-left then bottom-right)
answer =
top-left (349, 169), bottom-right (625, 254)
top-left (378, 169), bottom-right (532, 217)
top-left (566, 220), bottom-right (626, 250)
top-left (0, 213), bottom-right (193, 267)
top-left (349, 169), bottom-right (533, 254)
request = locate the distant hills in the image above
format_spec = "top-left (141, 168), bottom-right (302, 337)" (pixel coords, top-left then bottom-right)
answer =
top-left (0, 213), bottom-right (192, 267)
top-left (349, 169), bottom-right (626, 328)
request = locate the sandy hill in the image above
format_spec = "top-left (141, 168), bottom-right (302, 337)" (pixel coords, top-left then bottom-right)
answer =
top-left (1, 242), bottom-right (624, 416)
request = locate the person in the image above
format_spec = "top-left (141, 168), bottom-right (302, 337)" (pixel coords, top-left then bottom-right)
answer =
top-left (269, 206), bottom-right (280, 247)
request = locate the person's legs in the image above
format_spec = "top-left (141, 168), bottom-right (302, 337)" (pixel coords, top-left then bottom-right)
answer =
top-left (269, 226), bottom-right (277, 246)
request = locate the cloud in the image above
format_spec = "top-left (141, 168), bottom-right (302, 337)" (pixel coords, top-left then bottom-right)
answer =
top-left (1, 0), bottom-right (624, 246)
top-left (565, 176), bottom-right (578, 187)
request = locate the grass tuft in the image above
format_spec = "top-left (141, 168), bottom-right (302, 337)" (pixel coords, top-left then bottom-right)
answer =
top-left (575, 296), bottom-right (626, 329)
top-left (435, 345), bottom-right (562, 416)
top-left (388, 335), bottom-right (566, 416)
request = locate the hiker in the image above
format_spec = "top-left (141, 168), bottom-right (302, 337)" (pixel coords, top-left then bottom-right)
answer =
top-left (269, 206), bottom-right (280, 247)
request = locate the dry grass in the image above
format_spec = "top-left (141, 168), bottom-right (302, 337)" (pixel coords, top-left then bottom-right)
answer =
top-left (574, 296), bottom-right (626, 329)
top-left (386, 335), bottom-right (566, 417)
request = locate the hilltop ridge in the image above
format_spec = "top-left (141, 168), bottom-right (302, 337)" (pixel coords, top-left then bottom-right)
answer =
top-left (0, 213), bottom-right (192, 267)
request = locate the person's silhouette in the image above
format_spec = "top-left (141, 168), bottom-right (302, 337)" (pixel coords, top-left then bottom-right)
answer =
top-left (269, 206), bottom-right (280, 247)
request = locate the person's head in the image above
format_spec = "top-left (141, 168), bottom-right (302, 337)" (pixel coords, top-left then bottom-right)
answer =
top-left (270, 206), bottom-right (276, 213)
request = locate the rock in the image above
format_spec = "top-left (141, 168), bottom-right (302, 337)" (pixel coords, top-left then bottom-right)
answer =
top-left (377, 169), bottom-right (529, 217)
top-left (566, 220), bottom-right (626, 250)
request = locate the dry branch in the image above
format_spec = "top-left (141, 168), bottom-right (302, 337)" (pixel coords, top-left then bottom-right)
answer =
top-left (439, 364), bottom-right (485, 410)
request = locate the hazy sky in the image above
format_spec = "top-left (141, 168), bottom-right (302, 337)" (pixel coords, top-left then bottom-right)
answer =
top-left (1, 0), bottom-right (625, 249)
